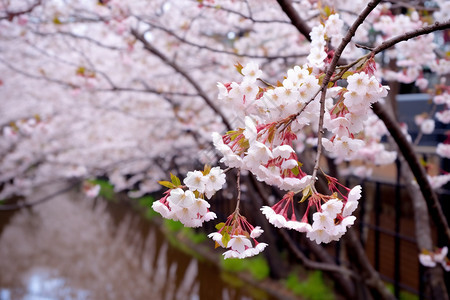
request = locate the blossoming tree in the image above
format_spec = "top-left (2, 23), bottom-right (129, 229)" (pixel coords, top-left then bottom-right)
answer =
top-left (1, 0), bottom-right (449, 299)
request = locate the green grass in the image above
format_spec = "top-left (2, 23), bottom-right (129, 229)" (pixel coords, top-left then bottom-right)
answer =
top-left (163, 219), bottom-right (207, 244)
top-left (162, 219), bottom-right (206, 260)
top-left (137, 195), bottom-right (158, 219)
top-left (284, 271), bottom-right (334, 300)
top-left (386, 284), bottom-right (419, 300)
top-left (221, 255), bottom-right (270, 281)
top-left (164, 219), bottom-right (185, 231)
top-left (89, 179), bottom-right (115, 201)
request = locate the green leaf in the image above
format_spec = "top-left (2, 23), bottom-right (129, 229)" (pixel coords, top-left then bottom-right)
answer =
top-left (235, 62), bottom-right (243, 75)
top-left (324, 6), bottom-right (331, 17)
top-left (317, 74), bottom-right (325, 86)
top-left (215, 222), bottom-right (226, 230)
top-left (419, 158), bottom-right (427, 167)
top-left (158, 180), bottom-right (176, 189)
top-left (222, 232), bottom-right (231, 247)
top-left (203, 164), bottom-right (211, 175)
top-left (170, 173), bottom-right (181, 186)
top-left (76, 66), bottom-right (86, 76)
top-left (342, 71), bottom-right (353, 79)
top-left (300, 185), bottom-right (312, 203)
top-left (53, 16), bottom-right (62, 25)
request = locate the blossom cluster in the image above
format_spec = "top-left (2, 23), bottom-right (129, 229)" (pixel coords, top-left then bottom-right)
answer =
top-left (374, 11), bottom-right (437, 84)
top-left (82, 182), bottom-right (101, 198)
top-left (151, 10), bottom-right (447, 259)
top-left (152, 167), bottom-right (225, 227)
top-left (211, 57), bottom-right (372, 245)
top-left (433, 89), bottom-right (450, 160)
top-left (213, 124), bottom-right (312, 193)
top-left (261, 183), bottom-right (361, 244)
top-left (152, 166), bottom-right (268, 259)
top-left (307, 14), bottom-right (344, 68)
top-left (208, 15), bottom-right (389, 247)
top-left (208, 212), bottom-right (267, 259)
top-left (419, 246), bottom-right (450, 272)
top-left (322, 72), bottom-right (390, 161)
top-left (2, 116), bottom-right (48, 141)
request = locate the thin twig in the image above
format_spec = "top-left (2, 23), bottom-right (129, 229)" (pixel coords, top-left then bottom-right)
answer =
top-left (198, 3), bottom-right (291, 25)
top-left (131, 28), bottom-right (232, 130)
top-left (235, 170), bottom-right (241, 212)
top-left (0, 181), bottom-right (79, 211)
top-left (278, 229), bottom-right (357, 277)
top-left (310, 82), bottom-right (327, 187)
top-left (138, 19), bottom-right (308, 60)
top-left (0, 0), bottom-right (41, 21)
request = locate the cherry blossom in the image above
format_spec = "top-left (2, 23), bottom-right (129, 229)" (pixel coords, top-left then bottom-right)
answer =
top-left (83, 182), bottom-right (101, 198)
top-left (419, 247), bottom-right (450, 272)
top-left (437, 143), bottom-right (450, 159)
top-left (209, 209), bottom-right (268, 259)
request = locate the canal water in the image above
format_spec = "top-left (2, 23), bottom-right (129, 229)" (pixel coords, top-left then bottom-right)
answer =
top-left (0, 185), bottom-right (278, 300)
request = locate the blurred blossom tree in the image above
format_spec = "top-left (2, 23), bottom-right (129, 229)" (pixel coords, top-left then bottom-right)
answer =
top-left (0, 0), bottom-right (449, 299)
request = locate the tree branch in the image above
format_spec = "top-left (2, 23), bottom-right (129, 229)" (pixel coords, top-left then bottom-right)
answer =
top-left (276, 0), bottom-right (312, 42)
top-left (131, 28), bottom-right (232, 131)
top-left (0, 181), bottom-right (78, 211)
top-left (371, 20), bottom-right (450, 56)
top-left (345, 229), bottom-right (396, 300)
top-left (197, 3), bottom-right (291, 25)
top-left (372, 102), bottom-right (450, 244)
top-left (396, 149), bottom-right (449, 300)
top-left (139, 20), bottom-right (308, 60)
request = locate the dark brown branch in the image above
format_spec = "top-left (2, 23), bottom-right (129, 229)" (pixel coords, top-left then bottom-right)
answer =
top-left (372, 102), bottom-right (450, 244)
top-left (372, 20), bottom-right (450, 56)
top-left (279, 1), bottom-right (398, 299)
top-left (323, 0), bottom-right (382, 85)
top-left (396, 150), bottom-right (449, 300)
top-left (345, 229), bottom-right (396, 300)
top-left (311, 76), bottom-right (327, 184)
top-left (278, 229), bottom-right (356, 277)
top-left (131, 28), bottom-right (232, 131)
top-left (1, 0), bottom-right (41, 21)
top-left (276, 0), bottom-right (312, 42)
top-left (0, 181), bottom-right (78, 211)
top-left (0, 57), bottom-right (79, 89)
